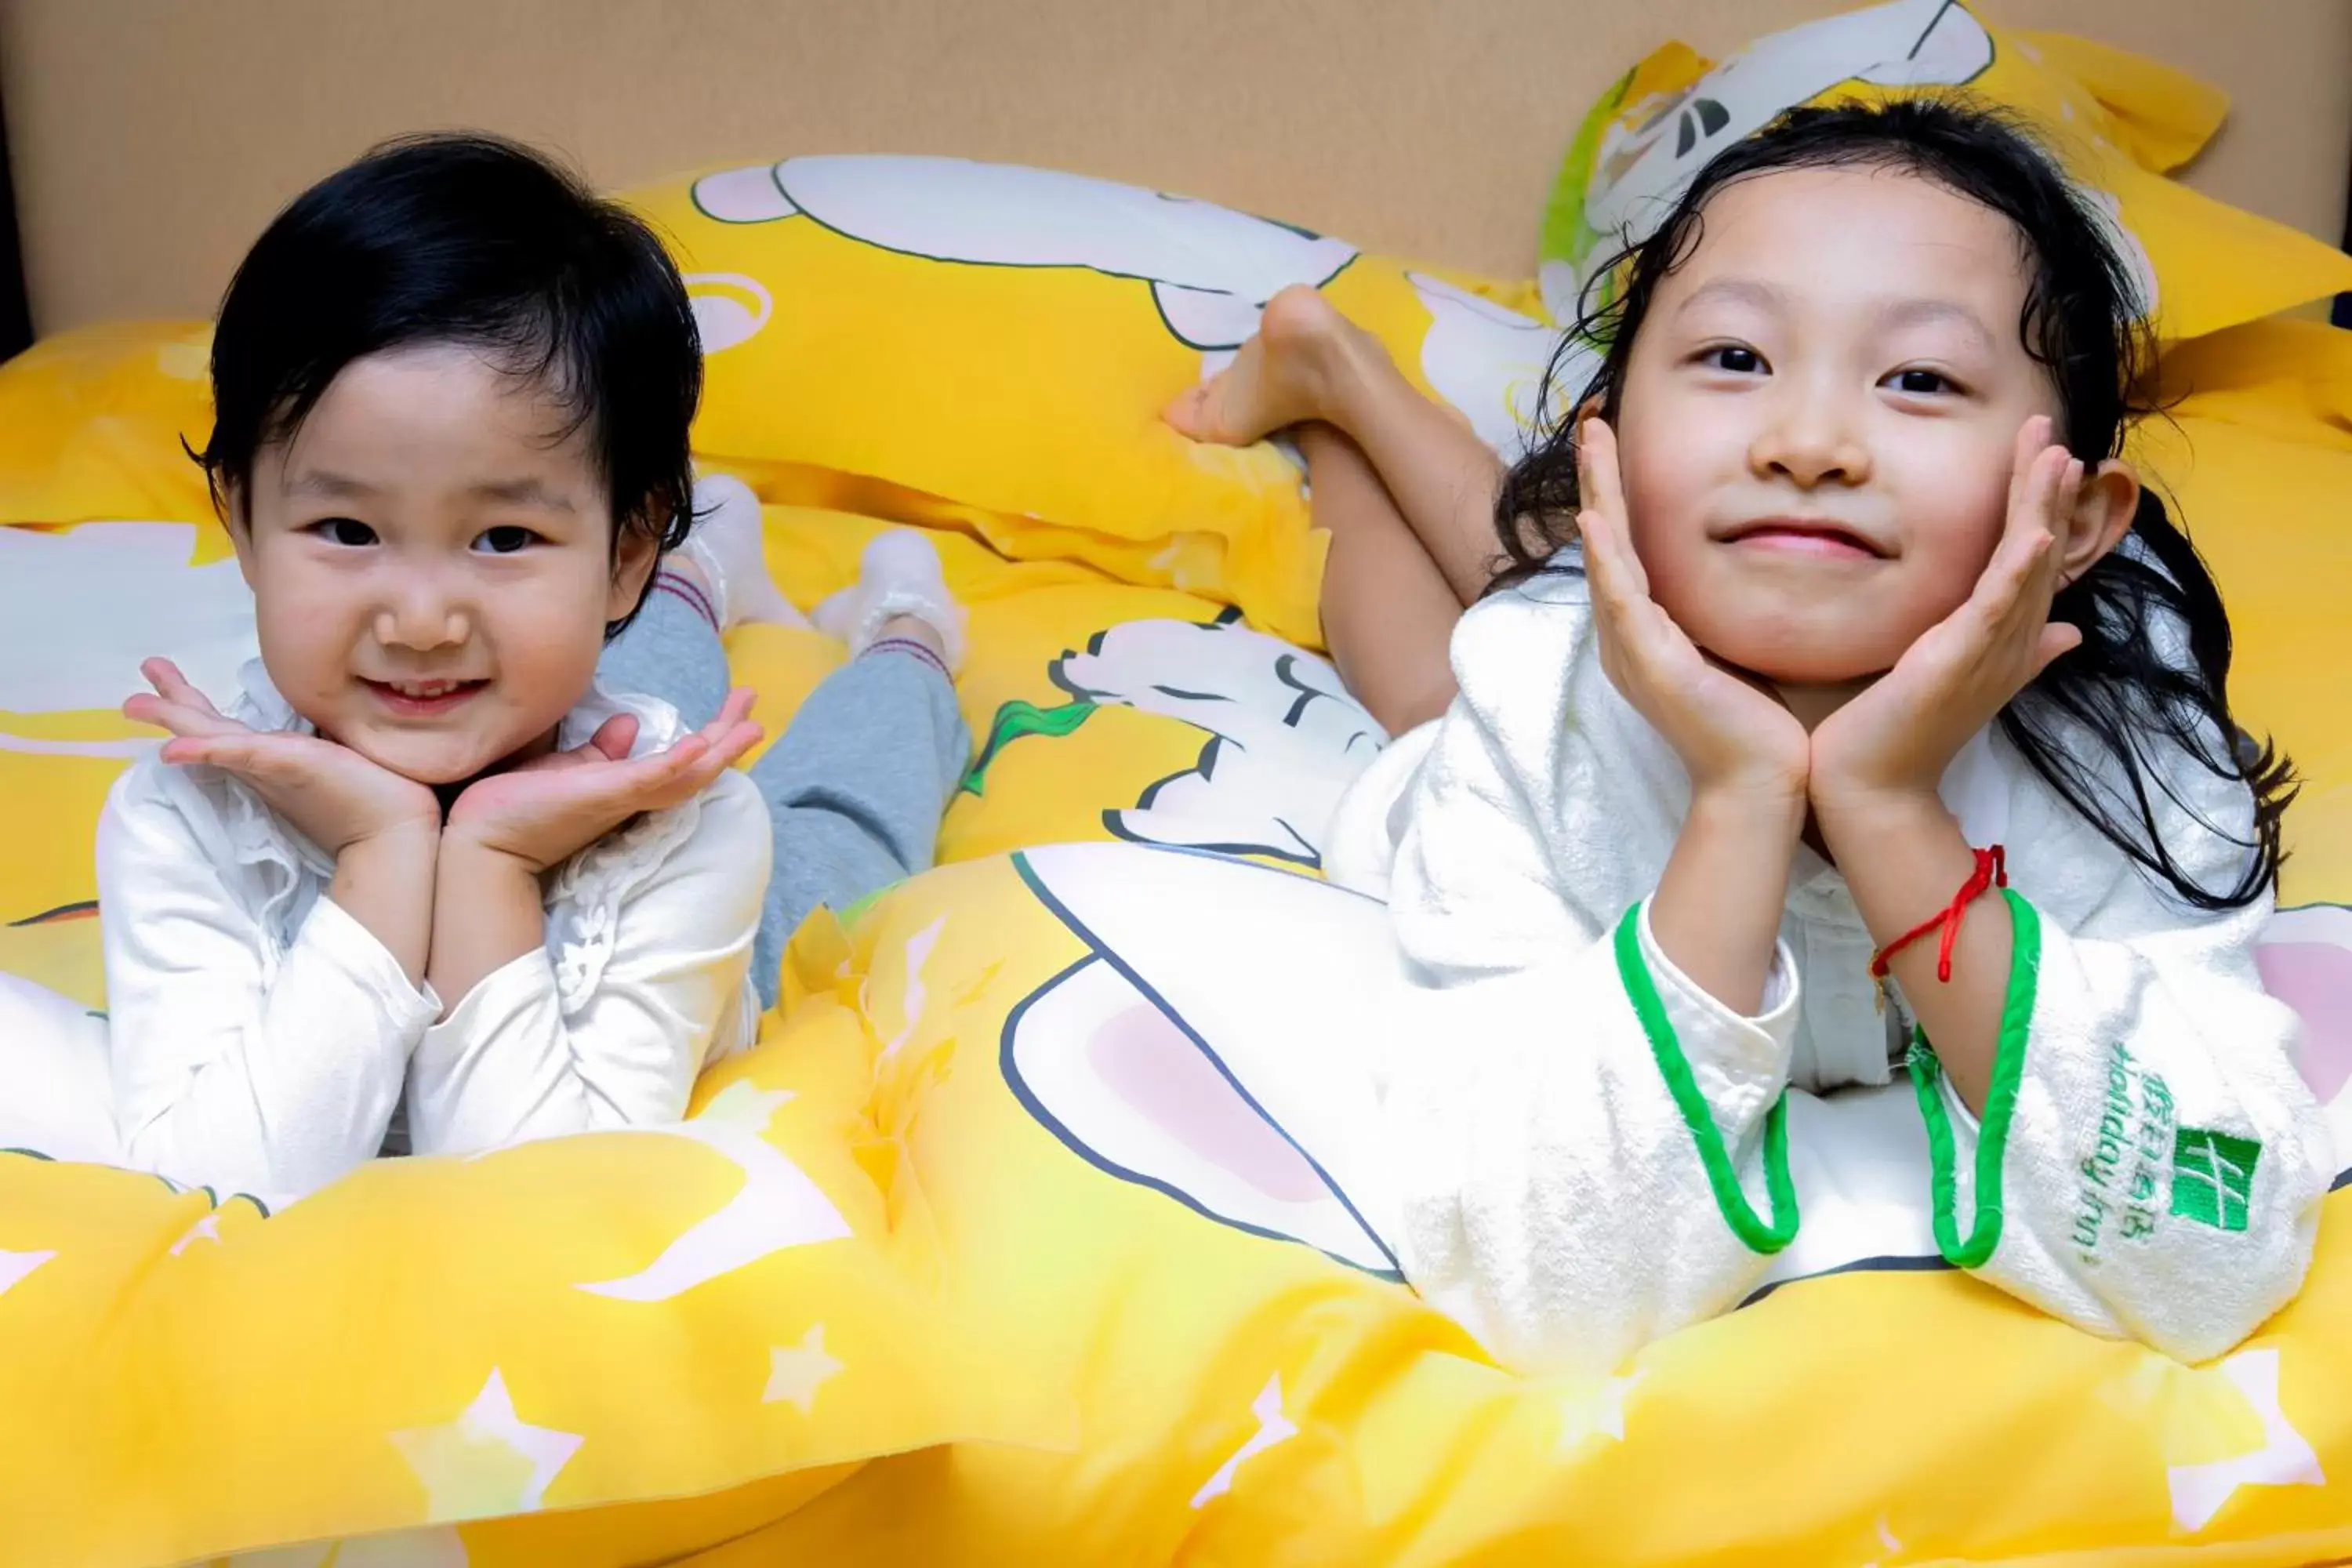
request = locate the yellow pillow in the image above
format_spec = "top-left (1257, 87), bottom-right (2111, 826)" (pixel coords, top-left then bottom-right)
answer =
top-left (0, 320), bottom-right (217, 528)
top-left (2136, 317), bottom-right (2352, 902)
top-left (1537, 0), bottom-right (2352, 342)
top-left (625, 156), bottom-right (1557, 644)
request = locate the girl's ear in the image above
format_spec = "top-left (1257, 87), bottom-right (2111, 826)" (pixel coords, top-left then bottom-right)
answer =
top-left (2060, 458), bottom-right (2140, 586)
top-left (605, 521), bottom-right (663, 624)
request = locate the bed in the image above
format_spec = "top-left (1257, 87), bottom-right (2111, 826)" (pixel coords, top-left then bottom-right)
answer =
top-left (2, 2), bottom-right (2350, 1564)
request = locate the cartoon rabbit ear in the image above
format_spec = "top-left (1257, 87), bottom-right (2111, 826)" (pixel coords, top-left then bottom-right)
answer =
top-left (1005, 843), bottom-right (1411, 1276)
top-left (2256, 906), bottom-right (2352, 1111)
top-left (1005, 953), bottom-right (1397, 1276)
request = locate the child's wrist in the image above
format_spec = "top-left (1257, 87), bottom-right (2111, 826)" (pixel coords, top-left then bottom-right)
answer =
top-left (336, 817), bottom-right (441, 866)
top-left (437, 826), bottom-right (550, 880)
top-left (1690, 778), bottom-right (1808, 836)
top-left (1810, 786), bottom-right (1952, 848)
top-left (1806, 745), bottom-right (1951, 821)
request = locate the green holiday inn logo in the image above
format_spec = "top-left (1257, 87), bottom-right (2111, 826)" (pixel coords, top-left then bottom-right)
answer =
top-left (2169, 1127), bottom-right (2261, 1232)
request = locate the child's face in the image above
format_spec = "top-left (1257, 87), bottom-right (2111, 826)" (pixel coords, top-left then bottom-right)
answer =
top-left (1611, 165), bottom-right (2059, 689)
top-left (229, 344), bottom-right (656, 786)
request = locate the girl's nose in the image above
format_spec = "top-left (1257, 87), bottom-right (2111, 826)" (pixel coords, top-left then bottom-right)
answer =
top-left (1749, 386), bottom-right (1872, 488)
top-left (374, 608), bottom-right (470, 650)
top-left (375, 572), bottom-right (473, 651)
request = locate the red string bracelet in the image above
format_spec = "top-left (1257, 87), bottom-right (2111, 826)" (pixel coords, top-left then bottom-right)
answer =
top-left (1867, 845), bottom-right (2007, 1011)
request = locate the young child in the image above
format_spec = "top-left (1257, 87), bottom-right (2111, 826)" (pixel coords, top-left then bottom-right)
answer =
top-left (0, 134), bottom-right (971, 1209)
top-left (1168, 100), bottom-right (2330, 1374)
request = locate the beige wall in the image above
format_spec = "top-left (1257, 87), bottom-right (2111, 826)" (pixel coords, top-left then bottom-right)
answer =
top-left (2, 0), bottom-right (2347, 334)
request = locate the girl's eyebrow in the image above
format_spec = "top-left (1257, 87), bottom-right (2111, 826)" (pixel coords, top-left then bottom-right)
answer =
top-left (1673, 277), bottom-right (1787, 318)
top-left (282, 470), bottom-right (578, 511)
top-left (465, 477), bottom-right (577, 512)
top-left (1674, 279), bottom-right (1996, 354)
top-left (284, 467), bottom-right (378, 499)
top-left (1875, 296), bottom-right (1996, 352)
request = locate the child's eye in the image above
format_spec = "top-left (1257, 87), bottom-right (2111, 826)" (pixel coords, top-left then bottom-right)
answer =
top-left (1887, 368), bottom-right (1955, 395)
top-left (1700, 345), bottom-right (1766, 374)
top-left (310, 517), bottom-right (378, 547)
top-left (474, 526), bottom-right (540, 555)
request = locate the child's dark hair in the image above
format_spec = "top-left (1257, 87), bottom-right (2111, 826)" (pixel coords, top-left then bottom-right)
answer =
top-left (1497, 97), bottom-right (2292, 911)
top-left (194, 131), bottom-right (702, 637)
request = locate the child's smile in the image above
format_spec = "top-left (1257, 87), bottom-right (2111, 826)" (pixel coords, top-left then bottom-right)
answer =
top-left (362, 677), bottom-right (488, 717)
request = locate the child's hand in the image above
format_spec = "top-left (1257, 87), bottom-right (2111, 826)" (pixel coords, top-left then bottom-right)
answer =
top-left (1810, 416), bottom-right (2082, 816)
top-left (1577, 418), bottom-right (1810, 811)
top-left (124, 658), bottom-right (441, 856)
top-left (442, 688), bottom-right (762, 873)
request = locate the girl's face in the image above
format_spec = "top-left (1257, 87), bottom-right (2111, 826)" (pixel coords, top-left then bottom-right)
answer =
top-left (229, 344), bottom-right (657, 786)
top-left (1611, 165), bottom-right (2060, 691)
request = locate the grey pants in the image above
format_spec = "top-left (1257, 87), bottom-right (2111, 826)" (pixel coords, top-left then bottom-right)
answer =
top-left (600, 575), bottom-right (971, 1007)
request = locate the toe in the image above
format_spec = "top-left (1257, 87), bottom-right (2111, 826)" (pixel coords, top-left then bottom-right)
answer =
top-left (1162, 382), bottom-right (1214, 439)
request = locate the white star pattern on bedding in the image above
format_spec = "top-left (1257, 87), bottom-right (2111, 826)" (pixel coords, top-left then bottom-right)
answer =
top-left (0, 1248), bottom-right (54, 1298)
top-left (2163, 1350), bottom-right (2325, 1533)
top-left (387, 1369), bottom-right (583, 1522)
top-left (764, 1324), bottom-right (845, 1415)
top-left (1190, 1373), bottom-right (1298, 1508)
top-left (1556, 1369), bottom-right (1646, 1453)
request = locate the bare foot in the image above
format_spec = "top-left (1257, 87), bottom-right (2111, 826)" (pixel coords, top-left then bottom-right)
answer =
top-left (1162, 285), bottom-right (1375, 446)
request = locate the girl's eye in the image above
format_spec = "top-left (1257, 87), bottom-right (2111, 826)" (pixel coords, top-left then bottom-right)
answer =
top-left (1888, 368), bottom-right (1954, 395)
top-left (1703, 345), bottom-right (1766, 374)
top-left (311, 517), bottom-right (377, 547)
top-left (474, 525), bottom-right (539, 555)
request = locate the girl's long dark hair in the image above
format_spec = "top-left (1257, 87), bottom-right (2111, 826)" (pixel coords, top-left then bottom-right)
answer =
top-left (1497, 98), bottom-right (2291, 910)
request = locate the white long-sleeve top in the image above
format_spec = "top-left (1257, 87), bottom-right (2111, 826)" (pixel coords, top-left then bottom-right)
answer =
top-left (97, 662), bottom-right (768, 1209)
top-left (1324, 564), bottom-right (2332, 1375)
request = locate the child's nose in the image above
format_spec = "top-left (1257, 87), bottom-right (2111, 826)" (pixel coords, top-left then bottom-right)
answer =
top-left (374, 607), bottom-right (470, 650)
top-left (374, 590), bottom-right (471, 652)
top-left (1750, 386), bottom-right (1873, 488)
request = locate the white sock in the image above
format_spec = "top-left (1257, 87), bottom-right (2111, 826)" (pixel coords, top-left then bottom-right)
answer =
top-left (813, 529), bottom-right (967, 672)
top-left (681, 474), bottom-right (806, 630)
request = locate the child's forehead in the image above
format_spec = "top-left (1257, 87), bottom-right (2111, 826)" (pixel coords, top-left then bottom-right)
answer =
top-left (276, 343), bottom-right (604, 497)
top-left (1686, 165), bottom-right (2023, 270)
top-left (1662, 165), bottom-right (2031, 318)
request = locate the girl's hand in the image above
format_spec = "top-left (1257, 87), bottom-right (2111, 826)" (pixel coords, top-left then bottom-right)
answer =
top-left (1810, 416), bottom-right (2082, 817)
top-left (123, 658), bottom-right (441, 856)
top-left (443, 688), bottom-right (762, 873)
top-left (1577, 418), bottom-right (1810, 811)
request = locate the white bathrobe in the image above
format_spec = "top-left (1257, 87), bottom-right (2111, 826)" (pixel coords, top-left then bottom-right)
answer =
top-left (1323, 564), bottom-right (2332, 1375)
top-left (0, 662), bottom-right (768, 1210)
